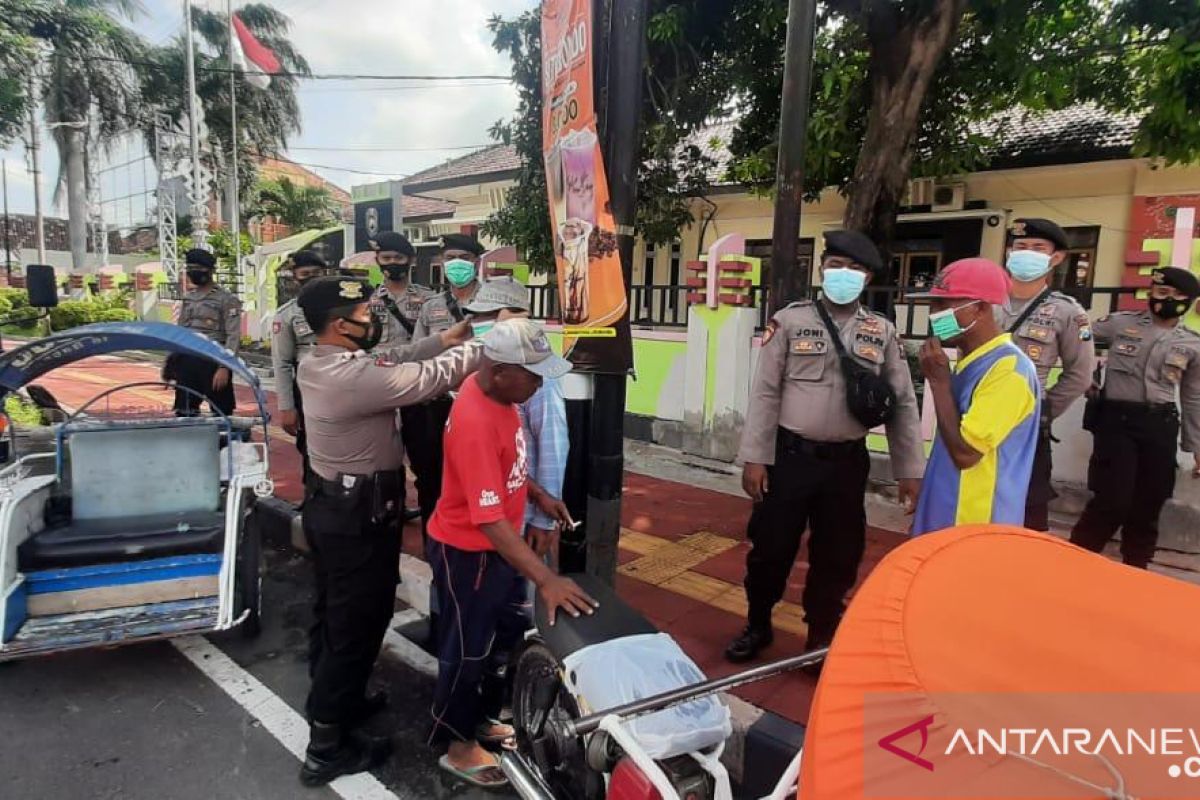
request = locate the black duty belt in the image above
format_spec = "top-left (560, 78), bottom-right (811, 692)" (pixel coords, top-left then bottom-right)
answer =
top-left (307, 469), bottom-right (403, 497)
top-left (777, 427), bottom-right (865, 460)
top-left (1100, 399), bottom-right (1177, 418)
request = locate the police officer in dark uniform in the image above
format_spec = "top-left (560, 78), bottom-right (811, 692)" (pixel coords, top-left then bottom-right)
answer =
top-left (1070, 266), bottom-right (1200, 569)
top-left (167, 248), bottom-right (242, 416)
top-left (271, 250), bottom-right (326, 484)
top-left (727, 230), bottom-right (925, 665)
top-left (295, 276), bottom-right (478, 786)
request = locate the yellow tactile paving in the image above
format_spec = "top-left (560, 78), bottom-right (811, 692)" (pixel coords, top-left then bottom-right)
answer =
top-left (618, 527), bottom-right (809, 638)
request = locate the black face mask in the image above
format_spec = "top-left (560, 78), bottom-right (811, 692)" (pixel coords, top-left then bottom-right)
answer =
top-left (382, 265), bottom-right (410, 282)
top-left (1150, 298), bottom-right (1192, 320)
top-left (188, 269), bottom-right (213, 286)
top-left (340, 317), bottom-right (382, 351)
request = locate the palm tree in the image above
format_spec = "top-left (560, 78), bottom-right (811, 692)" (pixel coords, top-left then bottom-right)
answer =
top-left (253, 176), bottom-right (337, 231)
top-left (139, 3), bottom-right (310, 215)
top-left (38, 0), bottom-right (145, 269)
top-left (0, 0), bottom-right (44, 147)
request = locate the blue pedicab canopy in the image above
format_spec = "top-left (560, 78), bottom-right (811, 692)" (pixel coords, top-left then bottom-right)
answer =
top-left (0, 321), bottom-right (270, 415)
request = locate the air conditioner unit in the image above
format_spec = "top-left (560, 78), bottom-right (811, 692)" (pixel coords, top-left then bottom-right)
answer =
top-left (931, 182), bottom-right (967, 212)
top-left (906, 178), bottom-right (936, 207)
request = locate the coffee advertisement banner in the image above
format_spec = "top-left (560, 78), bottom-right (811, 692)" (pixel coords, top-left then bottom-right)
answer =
top-left (541, 0), bottom-right (633, 373)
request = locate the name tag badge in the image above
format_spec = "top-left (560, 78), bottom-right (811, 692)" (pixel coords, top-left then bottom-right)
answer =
top-left (791, 338), bottom-right (825, 355)
top-left (854, 342), bottom-right (882, 362)
top-left (1115, 342), bottom-right (1139, 356)
top-left (294, 317), bottom-right (313, 337)
top-left (1024, 325), bottom-right (1053, 342)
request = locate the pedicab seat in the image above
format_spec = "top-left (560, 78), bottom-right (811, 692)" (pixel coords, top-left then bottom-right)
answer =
top-left (534, 572), bottom-right (659, 660)
top-left (15, 419), bottom-right (226, 572)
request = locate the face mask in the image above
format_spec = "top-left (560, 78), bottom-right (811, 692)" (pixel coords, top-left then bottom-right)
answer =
top-left (382, 265), bottom-right (410, 282)
top-left (1150, 298), bottom-right (1191, 320)
top-left (471, 320), bottom-right (495, 338)
top-left (444, 258), bottom-right (477, 288)
top-left (929, 301), bottom-right (979, 343)
top-left (188, 269), bottom-right (213, 286)
top-left (1006, 250), bottom-right (1053, 282)
top-left (822, 268), bottom-right (867, 305)
top-left (340, 317), bottom-right (382, 351)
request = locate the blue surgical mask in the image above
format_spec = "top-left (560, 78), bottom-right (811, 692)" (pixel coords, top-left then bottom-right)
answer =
top-left (444, 258), bottom-right (477, 288)
top-left (1006, 250), bottom-right (1053, 282)
top-left (929, 301), bottom-right (979, 342)
top-left (822, 268), bottom-right (867, 305)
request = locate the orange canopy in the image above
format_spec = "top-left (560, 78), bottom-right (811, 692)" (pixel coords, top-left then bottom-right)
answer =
top-left (799, 526), bottom-right (1200, 800)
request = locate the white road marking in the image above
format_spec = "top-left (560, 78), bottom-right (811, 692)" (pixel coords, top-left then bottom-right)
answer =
top-left (171, 636), bottom-right (406, 800)
top-left (381, 609), bottom-right (437, 678)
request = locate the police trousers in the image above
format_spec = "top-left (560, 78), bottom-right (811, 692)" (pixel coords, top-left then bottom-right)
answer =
top-left (400, 396), bottom-right (454, 536)
top-left (744, 428), bottom-right (869, 638)
top-left (168, 354), bottom-right (235, 416)
top-left (1023, 418), bottom-right (1056, 532)
top-left (426, 539), bottom-right (528, 746)
top-left (1070, 401), bottom-right (1179, 569)
top-left (303, 470), bottom-right (403, 725)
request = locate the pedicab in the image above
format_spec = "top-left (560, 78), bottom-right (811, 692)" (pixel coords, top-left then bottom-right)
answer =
top-left (504, 526), bottom-right (1200, 799)
top-left (0, 322), bottom-right (274, 661)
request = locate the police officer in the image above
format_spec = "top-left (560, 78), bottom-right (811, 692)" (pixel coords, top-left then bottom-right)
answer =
top-left (271, 250), bottom-right (326, 483)
top-left (994, 218), bottom-right (1096, 531)
top-left (728, 230), bottom-right (925, 665)
top-left (295, 276), bottom-right (478, 786)
top-left (1070, 266), bottom-right (1200, 569)
top-left (371, 231), bottom-right (433, 347)
top-left (167, 248), bottom-right (242, 416)
top-left (404, 233), bottom-right (487, 532)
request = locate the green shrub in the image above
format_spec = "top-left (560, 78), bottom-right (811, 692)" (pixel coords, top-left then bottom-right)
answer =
top-left (4, 394), bottom-right (43, 427)
top-left (47, 295), bottom-right (136, 331)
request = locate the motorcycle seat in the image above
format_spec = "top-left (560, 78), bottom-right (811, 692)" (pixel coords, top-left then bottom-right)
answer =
top-left (535, 572), bottom-right (659, 660)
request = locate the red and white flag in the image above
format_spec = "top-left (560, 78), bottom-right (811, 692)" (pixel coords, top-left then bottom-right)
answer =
top-left (230, 12), bottom-right (281, 89)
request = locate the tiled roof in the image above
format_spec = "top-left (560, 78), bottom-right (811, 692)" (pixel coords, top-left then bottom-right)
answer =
top-left (402, 193), bottom-right (456, 219)
top-left (257, 155), bottom-right (352, 204)
top-left (403, 144), bottom-right (521, 189)
top-left (976, 103), bottom-right (1140, 168)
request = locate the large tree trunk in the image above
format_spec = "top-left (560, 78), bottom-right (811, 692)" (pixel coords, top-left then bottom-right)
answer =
top-left (843, 0), bottom-right (968, 259)
top-left (63, 128), bottom-right (89, 270)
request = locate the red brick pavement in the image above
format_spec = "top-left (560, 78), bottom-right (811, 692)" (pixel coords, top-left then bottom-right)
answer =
top-left (27, 356), bottom-right (910, 725)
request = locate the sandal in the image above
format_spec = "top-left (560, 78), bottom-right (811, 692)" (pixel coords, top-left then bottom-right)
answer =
top-left (476, 721), bottom-right (518, 751)
top-left (437, 754), bottom-right (509, 789)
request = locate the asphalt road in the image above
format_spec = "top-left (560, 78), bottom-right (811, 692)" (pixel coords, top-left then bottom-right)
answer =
top-left (0, 535), bottom-right (512, 800)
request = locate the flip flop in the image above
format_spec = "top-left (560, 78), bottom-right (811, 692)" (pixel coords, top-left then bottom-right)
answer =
top-left (437, 754), bottom-right (510, 789)
top-left (476, 721), bottom-right (518, 751)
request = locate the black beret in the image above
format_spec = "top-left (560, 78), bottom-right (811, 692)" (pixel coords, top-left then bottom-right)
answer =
top-left (439, 233), bottom-right (485, 257)
top-left (1010, 218), bottom-right (1068, 250)
top-left (1152, 267), bottom-right (1200, 300)
top-left (369, 231), bottom-right (415, 257)
top-left (823, 230), bottom-right (883, 274)
top-left (297, 276), bottom-right (373, 316)
top-left (290, 249), bottom-right (327, 269)
top-left (184, 248), bottom-right (216, 269)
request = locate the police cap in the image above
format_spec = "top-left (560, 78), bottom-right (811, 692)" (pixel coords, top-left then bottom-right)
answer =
top-left (1010, 218), bottom-right (1068, 251)
top-left (369, 231), bottom-right (415, 257)
top-left (297, 276), bottom-right (373, 331)
top-left (1152, 267), bottom-right (1200, 301)
top-left (823, 230), bottom-right (883, 274)
top-left (290, 249), bottom-right (327, 269)
top-left (184, 248), bottom-right (216, 269)
top-left (439, 233), bottom-right (485, 257)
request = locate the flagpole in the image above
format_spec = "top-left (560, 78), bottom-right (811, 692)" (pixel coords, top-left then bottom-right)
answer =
top-left (183, 0), bottom-right (208, 250)
top-left (227, 0), bottom-right (241, 292)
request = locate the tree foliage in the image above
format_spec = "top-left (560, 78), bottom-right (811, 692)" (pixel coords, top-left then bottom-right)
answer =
top-left (252, 176), bottom-right (338, 230)
top-left (0, 0), bottom-right (43, 146)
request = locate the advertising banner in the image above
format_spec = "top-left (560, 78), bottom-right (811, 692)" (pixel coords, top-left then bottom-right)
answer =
top-left (541, 0), bottom-right (633, 372)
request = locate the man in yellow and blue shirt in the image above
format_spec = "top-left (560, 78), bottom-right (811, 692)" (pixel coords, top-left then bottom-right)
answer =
top-left (910, 258), bottom-right (1042, 535)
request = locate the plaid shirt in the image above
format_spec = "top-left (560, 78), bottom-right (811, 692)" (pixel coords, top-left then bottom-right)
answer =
top-left (519, 378), bottom-right (569, 530)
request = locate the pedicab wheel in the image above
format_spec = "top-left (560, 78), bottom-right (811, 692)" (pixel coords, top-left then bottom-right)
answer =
top-left (236, 505), bottom-right (263, 638)
top-left (512, 640), bottom-right (604, 800)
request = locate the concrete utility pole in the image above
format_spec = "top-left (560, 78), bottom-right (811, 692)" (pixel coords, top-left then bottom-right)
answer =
top-left (28, 76), bottom-right (46, 263)
top-left (184, 0), bottom-right (209, 250)
top-left (768, 0), bottom-right (819, 313)
top-left (586, 0), bottom-right (648, 584)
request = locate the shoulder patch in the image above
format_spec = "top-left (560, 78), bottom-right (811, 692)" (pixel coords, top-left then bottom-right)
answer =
top-left (272, 320), bottom-right (282, 334)
top-left (762, 320), bottom-right (778, 345)
top-left (1074, 312), bottom-right (1093, 340)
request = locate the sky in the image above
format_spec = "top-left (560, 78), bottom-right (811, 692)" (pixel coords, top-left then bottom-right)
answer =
top-left (0, 0), bottom-right (536, 224)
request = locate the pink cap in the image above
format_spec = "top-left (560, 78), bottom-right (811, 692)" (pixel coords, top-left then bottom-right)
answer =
top-left (910, 258), bottom-right (1011, 306)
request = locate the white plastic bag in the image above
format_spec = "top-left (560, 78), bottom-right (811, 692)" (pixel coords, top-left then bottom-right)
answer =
top-left (562, 632), bottom-right (732, 759)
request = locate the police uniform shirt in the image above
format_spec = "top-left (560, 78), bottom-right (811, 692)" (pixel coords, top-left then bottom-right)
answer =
top-left (413, 287), bottom-right (476, 340)
top-left (994, 291), bottom-right (1096, 419)
top-left (1093, 311), bottom-right (1200, 451)
top-left (271, 299), bottom-right (317, 412)
top-left (179, 285), bottom-right (242, 353)
top-left (374, 283), bottom-right (434, 347)
top-left (298, 340), bottom-right (483, 480)
top-left (738, 300), bottom-right (926, 479)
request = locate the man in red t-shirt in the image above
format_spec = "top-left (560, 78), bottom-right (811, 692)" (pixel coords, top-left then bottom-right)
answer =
top-left (426, 318), bottom-right (594, 789)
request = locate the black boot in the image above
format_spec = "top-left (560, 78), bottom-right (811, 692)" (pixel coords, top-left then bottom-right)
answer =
top-left (299, 722), bottom-right (388, 787)
top-left (801, 624), bottom-right (836, 677)
top-left (348, 690), bottom-right (389, 725)
top-left (725, 625), bottom-right (774, 663)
